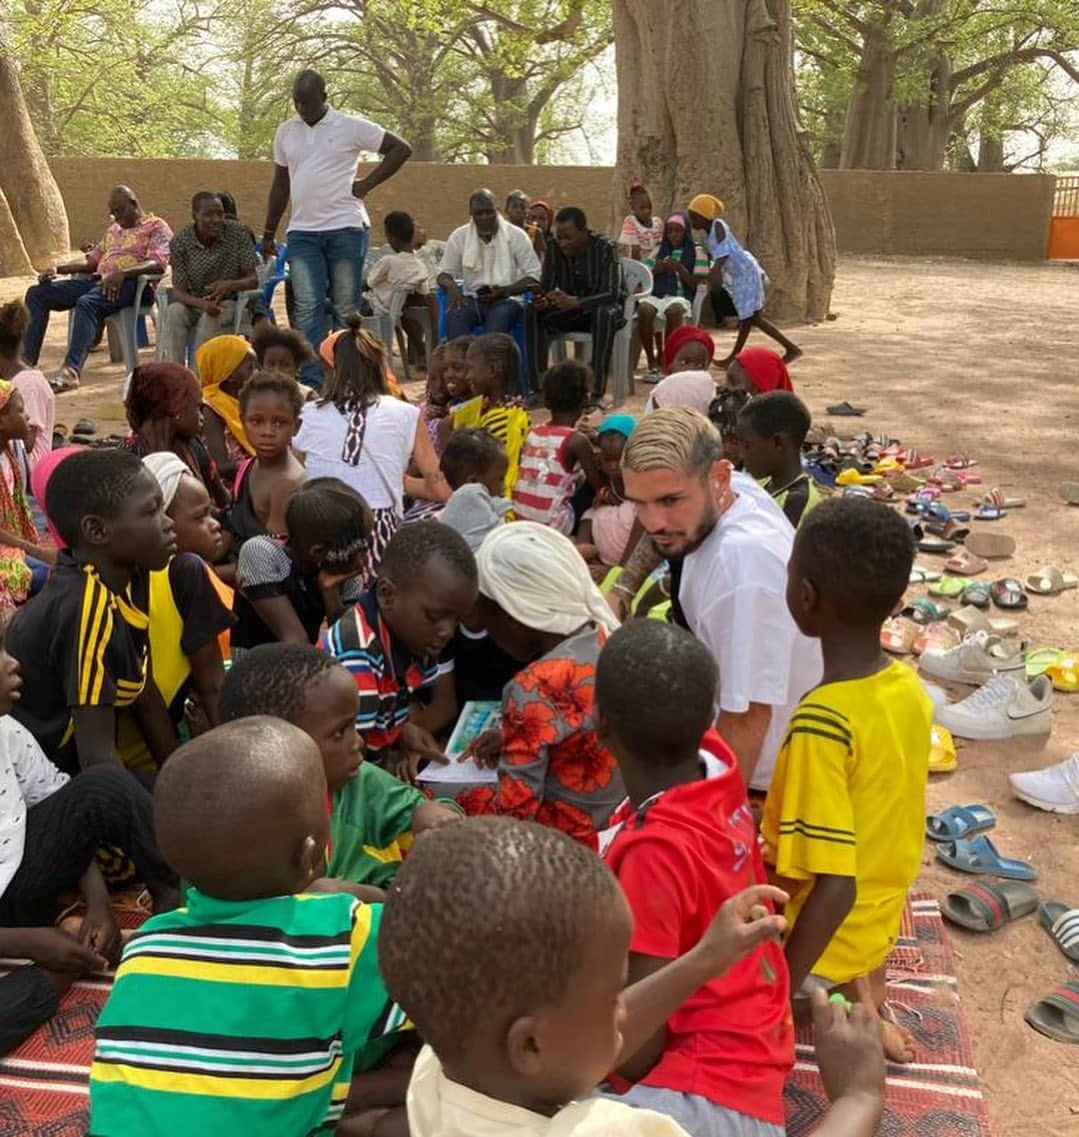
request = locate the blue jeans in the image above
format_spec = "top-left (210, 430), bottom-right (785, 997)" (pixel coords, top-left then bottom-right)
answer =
top-left (444, 296), bottom-right (522, 341)
top-left (287, 227), bottom-right (369, 386)
top-left (23, 276), bottom-right (143, 373)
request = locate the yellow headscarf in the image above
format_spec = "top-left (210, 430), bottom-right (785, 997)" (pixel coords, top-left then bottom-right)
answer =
top-left (196, 335), bottom-right (255, 456)
top-left (688, 194), bottom-right (725, 221)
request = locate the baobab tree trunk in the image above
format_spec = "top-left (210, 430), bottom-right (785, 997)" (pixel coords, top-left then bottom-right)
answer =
top-left (0, 54), bottom-right (69, 273)
top-left (613, 0), bottom-right (835, 321)
top-left (896, 57), bottom-right (954, 170)
top-left (838, 26), bottom-right (897, 170)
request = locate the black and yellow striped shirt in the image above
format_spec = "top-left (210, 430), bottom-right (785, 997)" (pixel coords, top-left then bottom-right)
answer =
top-left (8, 552), bottom-right (149, 774)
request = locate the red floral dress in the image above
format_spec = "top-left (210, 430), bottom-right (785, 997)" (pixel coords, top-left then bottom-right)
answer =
top-left (459, 627), bottom-right (624, 848)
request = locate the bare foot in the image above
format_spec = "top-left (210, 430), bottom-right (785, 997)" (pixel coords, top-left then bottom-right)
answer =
top-left (783, 346), bottom-right (804, 365)
top-left (879, 1014), bottom-right (916, 1063)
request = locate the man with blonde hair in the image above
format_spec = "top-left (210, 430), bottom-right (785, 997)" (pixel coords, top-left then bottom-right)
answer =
top-left (620, 407), bottom-right (821, 790)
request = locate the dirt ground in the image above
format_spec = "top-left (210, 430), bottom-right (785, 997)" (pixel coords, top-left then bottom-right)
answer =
top-left (3, 255), bottom-right (1078, 1135)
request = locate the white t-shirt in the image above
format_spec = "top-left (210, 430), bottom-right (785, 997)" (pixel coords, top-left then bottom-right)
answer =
top-left (272, 106), bottom-right (386, 232)
top-left (677, 471), bottom-right (823, 790)
top-left (0, 716), bottom-right (70, 901)
top-left (407, 1045), bottom-right (688, 1137)
top-left (294, 396), bottom-right (419, 513)
top-left (439, 220), bottom-right (542, 295)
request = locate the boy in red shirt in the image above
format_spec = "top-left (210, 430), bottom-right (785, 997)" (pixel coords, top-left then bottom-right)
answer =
top-left (596, 619), bottom-right (794, 1137)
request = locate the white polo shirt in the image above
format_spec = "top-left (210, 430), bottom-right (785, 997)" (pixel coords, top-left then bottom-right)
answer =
top-left (272, 106), bottom-right (386, 232)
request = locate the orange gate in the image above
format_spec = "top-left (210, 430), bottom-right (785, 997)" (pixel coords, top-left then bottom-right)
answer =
top-left (1048, 176), bottom-right (1079, 259)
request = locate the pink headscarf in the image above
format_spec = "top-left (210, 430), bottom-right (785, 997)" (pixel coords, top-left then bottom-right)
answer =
top-left (30, 445), bottom-right (82, 547)
top-left (12, 369), bottom-right (55, 471)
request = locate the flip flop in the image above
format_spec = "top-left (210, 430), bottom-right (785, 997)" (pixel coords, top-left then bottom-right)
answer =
top-left (929, 576), bottom-right (971, 598)
top-left (1060, 482), bottom-right (1079, 505)
top-left (945, 548), bottom-right (988, 576)
top-left (909, 566), bottom-right (942, 584)
top-left (919, 536), bottom-right (955, 555)
top-left (1026, 646), bottom-right (1066, 678)
top-left (905, 452), bottom-right (935, 470)
top-left (983, 488), bottom-right (1025, 509)
top-left (1025, 981), bottom-right (1079, 1043)
top-left (1039, 902), bottom-right (1079, 963)
top-left (914, 621), bottom-right (960, 656)
top-left (974, 503), bottom-right (1006, 521)
top-left (826, 401), bottom-right (866, 417)
top-left (942, 881), bottom-right (1038, 932)
top-left (928, 724), bottom-right (957, 773)
top-left (48, 366), bottom-right (80, 393)
top-left (881, 616), bottom-right (919, 655)
top-left (888, 470), bottom-right (925, 493)
top-left (924, 503), bottom-right (971, 524)
top-left (926, 803), bottom-right (996, 841)
top-left (965, 531), bottom-right (1016, 560)
top-left (904, 597), bottom-right (951, 625)
top-left (836, 468), bottom-right (884, 487)
top-left (992, 578), bottom-right (1028, 610)
top-left (945, 455), bottom-right (978, 469)
top-left (936, 834), bottom-right (1037, 881)
top-left (961, 581), bottom-right (992, 608)
top-left (928, 520), bottom-right (970, 543)
top-left (947, 604), bottom-right (1020, 637)
top-left (1046, 654), bottom-right (1079, 693)
top-left (1026, 566), bottom-right (1079, 595)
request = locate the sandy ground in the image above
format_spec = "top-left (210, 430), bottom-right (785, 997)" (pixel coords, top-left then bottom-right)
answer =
top-left (3, 254), bottom-right (1079, 1134)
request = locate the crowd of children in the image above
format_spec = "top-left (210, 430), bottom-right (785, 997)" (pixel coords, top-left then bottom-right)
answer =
top-left (0, 188), bottom-right (963, 1137)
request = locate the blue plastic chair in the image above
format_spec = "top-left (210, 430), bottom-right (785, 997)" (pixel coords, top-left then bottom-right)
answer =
top-left (261, 242), bottom-right (289, 311)
top-left (436, 284), bottom-right (530, 397)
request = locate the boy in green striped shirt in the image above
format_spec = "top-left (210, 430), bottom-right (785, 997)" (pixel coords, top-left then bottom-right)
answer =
top-left (90, 718), bottom-right (406, 1137)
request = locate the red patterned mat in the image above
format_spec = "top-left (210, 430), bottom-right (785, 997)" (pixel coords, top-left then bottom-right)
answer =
top-left (785, 893), bottom-right (992, 1136)
top-left (0, 893), bottom-right (989, 1137)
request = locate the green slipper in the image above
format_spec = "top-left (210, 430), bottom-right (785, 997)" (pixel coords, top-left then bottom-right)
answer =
top-left (929, 576), bottom-right (971, 598)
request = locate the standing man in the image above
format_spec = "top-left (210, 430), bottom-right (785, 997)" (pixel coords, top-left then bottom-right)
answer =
top-left (24, 185), bottom-right (171, 392)
top-left (159, 192), bottom-right (259, 363)
top-left (535, 207), bottom-right (623, 403)
top-left (438, 189), bottom-right (541, 349)
top-left (620, 406), bottom-right (822, 792)
top-left (262, 69), bottom-right (411, 385)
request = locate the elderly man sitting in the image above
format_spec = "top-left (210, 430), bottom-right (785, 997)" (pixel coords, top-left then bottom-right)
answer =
top-left (23, 185), bottom-right (171, 391)
top-left (437, 189), bottom-right (541, 342)
top-left (159, 192), bottom-right (260, 363)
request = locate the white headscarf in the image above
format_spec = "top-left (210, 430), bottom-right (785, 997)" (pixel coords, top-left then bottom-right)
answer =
top-left (477, 522), bottom-right (620, 636)
top-left (142, 451), bottom-right (191, 511)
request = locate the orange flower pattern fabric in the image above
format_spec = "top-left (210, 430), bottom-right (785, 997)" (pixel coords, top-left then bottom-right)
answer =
top-left (459, 627), bottom-right (624, 848)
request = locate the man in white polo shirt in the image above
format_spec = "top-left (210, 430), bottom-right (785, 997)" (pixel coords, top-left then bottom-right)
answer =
top-left (262, 69), bottom-right (411, 384)
top-left (620, 406), bottom-right (823, 793)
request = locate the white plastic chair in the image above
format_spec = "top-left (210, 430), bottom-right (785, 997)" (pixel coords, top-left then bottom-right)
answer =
top-left (610, 260), bottom-right (653, 405)
top-left (67, 273), bottom-right (157, 375)
top-left (387, 286), bottom-right (434, 381)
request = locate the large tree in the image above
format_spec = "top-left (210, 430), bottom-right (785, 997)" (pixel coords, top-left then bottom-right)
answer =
top-left (614, 0), bottom-right (835, 322)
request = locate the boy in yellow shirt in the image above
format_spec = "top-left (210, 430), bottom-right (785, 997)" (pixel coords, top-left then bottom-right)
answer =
top-left (762, 497), bottom-right (931, 1064)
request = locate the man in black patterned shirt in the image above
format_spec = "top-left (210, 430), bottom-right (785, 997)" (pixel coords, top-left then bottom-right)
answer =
top-left (536, 206), bottom-right (624, 402)
top-left (159, 192), bottom-right (259, 363)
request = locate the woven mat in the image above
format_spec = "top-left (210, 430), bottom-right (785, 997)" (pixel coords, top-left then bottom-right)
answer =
top-left (785, 892), bottom-right (992, 1136)
top-left (0, 893), bottom-right (990, 1137)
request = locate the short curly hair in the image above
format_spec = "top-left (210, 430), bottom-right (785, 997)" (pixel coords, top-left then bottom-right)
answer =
top-left (439, 428), bottom-right (505, 490)
top-left (542, 360), bottom-right (590, 414)
top-left (738, 391), bottom-right (811, 447)
top-left (794, 496), bottom-right (915, 626)
top-left (238, 369), bottom-right (304, 418)
top-left (379, 817), bottom-right (622, 1064)
top-left (219, 643), bottom-right (341, 725)
top-left (251, 323), bottom-right (315, 370)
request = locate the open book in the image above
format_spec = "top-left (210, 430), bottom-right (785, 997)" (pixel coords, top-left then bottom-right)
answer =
top-left (417, 700), bottom-right (501, 785)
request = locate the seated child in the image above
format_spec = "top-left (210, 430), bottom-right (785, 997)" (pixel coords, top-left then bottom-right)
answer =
top-left (112, 453), bottom-right (233, 769)
top-left (220, 643), bottom-right (460, 888)
top-left (761, 497), bottom-right (930, 1062)
top-left (381, 817), bottom-right (882, 1137)
top-left (708, 385), bottom-right (752, 466)
top-left (466, 333), bottom-right (530, 495)
top-left (321, 521), bottom-right (477, 782)
top-left (89, 718), bottom-right (404, 1135)
top-left (418, 343), bottom-right (452, 455)
top-left (0, 638), bottom-right (177, 1056)
top-left (8, 449), bottom-right (178, 773)
top-left (233, 477), bottom-right (371, 656)
top-left (661, 324), bottom-right (714, 375)
top-left (577, 414), bottom-right (641, 577)
top-left (513, 361), bottom-right (602, 534)
top-left (737, 391), bottom-right (820, 527)
top-left (442, 335), bottom-right (474, 408)
top-left (595, 620), bottom-right (792, 1135)
top-left (367, 211), bottom-right (432, 319)
top-left (228, 369), bottom-right (308, 544)
top-left (404, 427), bottom-right (509, 524)
top-left (251, 322), bottom-right (316, 380)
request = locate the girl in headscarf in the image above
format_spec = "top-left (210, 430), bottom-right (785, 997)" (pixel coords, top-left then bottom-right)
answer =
top-left (687, 194), bottom-right (802, 366)
top-left (636, 212), bottom-right (710, 382)
top-left (527, 200), bottom-right (553, 262)
top-left (196, 333), bottom-right (257, 485)
top-left (457, 522), bottom-right (625, 850)
top-left (293, 314), bottom-right (446, 581)
top-left (728, 346), bottom-right (795, 395)
top-left (662, 324), bottom-right (716, 374)
top-left (124, 361), bottom-right (230, 508)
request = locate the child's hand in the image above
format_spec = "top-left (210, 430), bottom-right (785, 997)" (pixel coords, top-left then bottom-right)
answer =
top-left (411, 801), bottom-right (462, 834)
top-left (810, 983), bottom-right (886, 1106)
top-left (393, 723), bottom-right (448, 784)
top-left (80, 902), bottom-right (123, 969)
top-left (463, 727), bottom-right (503, 769)
top-left (23, 927), bottom-right (107, 973)
top-left (695, 885), bottom-right (788, 976)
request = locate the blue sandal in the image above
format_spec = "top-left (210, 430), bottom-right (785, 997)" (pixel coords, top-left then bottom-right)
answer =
top-left (936, 835), bottom-right (1037, 881)
top-left (926, 804), bottom-right (996, 842)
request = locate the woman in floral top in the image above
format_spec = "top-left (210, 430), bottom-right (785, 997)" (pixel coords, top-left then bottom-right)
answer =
top-left (458, 522), bottom-right (624, 848)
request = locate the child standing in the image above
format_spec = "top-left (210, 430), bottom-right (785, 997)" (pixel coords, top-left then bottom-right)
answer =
top-left (466, 333), bottom-right (531, 495)
top-left (761, 497), bottom-right (929, 1062)
top-left (89, 718), bottom-right (406, 1136)
top-left (220, 644), bottom-right (460, 888)
top-left (229, 370), bottom-right (308, 544)
top-left (513, 361), bottom-right (601, 534)
top-left (595, 620), bottom-right (792, 1135)
top-left (737, 391), bottom-right (820, 528)
top-left (8, 449), bottom-right (179, 773)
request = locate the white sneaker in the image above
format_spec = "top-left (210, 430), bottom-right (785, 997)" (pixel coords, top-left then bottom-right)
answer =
top-left (1010, 753), bottom-right (1079, 814)
top-left (919, 630), bottom-right (1024, 686)
top-left (936, 673), bottom-right (1052, 740)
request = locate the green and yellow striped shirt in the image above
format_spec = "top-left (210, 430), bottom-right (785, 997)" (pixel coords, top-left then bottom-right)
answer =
top-left (90, 890), bottom-right (403, 1136)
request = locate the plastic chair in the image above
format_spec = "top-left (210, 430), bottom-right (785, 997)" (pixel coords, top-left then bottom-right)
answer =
top-left (436, 284), bottom-right (530, 395)
top-left (67, 273), bottom-right (157, 376)
top-left (261, 243), bottom-right (289, 311)
top-left (386, 287), bottom-right (435, 382)
top-left (610, 260), bottom-right (652, 405)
